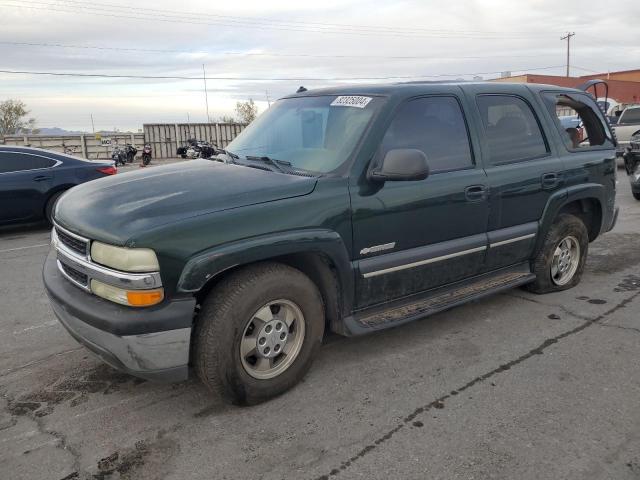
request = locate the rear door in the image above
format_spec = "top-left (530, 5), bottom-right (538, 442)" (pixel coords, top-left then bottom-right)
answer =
top-left (464, 86), bottom-right (561, 271)
top-left (0, 151), bottom-right (57, 223)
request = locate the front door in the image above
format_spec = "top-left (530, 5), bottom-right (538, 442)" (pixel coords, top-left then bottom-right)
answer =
top-left (351, 94), bottom-right (489, 309)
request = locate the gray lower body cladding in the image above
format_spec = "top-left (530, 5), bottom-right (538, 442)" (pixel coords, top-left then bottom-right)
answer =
top-left (43, 250), bottom-right (194, 382)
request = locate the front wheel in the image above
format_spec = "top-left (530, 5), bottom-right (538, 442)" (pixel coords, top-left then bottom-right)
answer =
top-left (194, 262), bottom-right (325, 405)
top-left (633, 191), bottom-right (640, 201)
top-left (525, 214), bottom-right (588, 294)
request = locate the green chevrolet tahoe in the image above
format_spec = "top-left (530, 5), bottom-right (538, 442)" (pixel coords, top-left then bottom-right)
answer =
top-left (44, 82), bottom-right (618, 405)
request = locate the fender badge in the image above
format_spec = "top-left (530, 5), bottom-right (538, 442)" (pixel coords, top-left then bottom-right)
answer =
top-left (360, 242), bottom-right (396, 255)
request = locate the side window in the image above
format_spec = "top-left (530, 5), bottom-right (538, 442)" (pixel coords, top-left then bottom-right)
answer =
top-left (380, 96), bottom-right (474, 174)
top-left (0, 152), bottom-right (56, 173)
top-left (542, 92), bottom-right (614, 150)
top-left (618, 108), bottom-right (640, 125)
top-left (476, 95), bottom-right (549, 164)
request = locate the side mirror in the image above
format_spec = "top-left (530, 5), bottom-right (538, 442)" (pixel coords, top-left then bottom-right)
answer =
top-left (369, 148), bottom-right (430, 182)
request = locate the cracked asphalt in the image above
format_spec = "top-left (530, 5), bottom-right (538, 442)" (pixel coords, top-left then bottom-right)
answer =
top-left (1, 174), bottom-right (639, 480)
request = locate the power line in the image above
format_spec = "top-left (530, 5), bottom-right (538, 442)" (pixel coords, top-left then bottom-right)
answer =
top-left (42, 0), bottom-right (533, 35)
top-left (0, 40), bottom-right (559, 60)
top-left (571, 65), bottom-right (601, 74)
top-left (0, 65), bottom-right (566, 82)
top-left (0, 0), bottom-right (544, 39)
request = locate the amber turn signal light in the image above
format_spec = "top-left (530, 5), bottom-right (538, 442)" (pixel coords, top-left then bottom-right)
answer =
top-left (126, 289), bottom-right (164, 307)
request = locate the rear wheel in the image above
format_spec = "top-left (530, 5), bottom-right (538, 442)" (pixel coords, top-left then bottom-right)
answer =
top-left (633, 191), bottom-right (640, 201)
top-left (525, 214), bottom-right (588, 294)
top-left (44, 191), bottom-right (65, 225)
top-left (194, 262), bottom-right (325, 405)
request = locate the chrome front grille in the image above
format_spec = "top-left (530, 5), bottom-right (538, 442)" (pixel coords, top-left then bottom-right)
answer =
top-left (59, 261), bottom-right (89, 287)
top-left (55, 225), bottom-right (89, 257)
top-left (51, 225), bottom-right (163, 294)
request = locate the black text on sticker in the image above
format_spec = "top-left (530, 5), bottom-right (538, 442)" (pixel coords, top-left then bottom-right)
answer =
top-left (330, 96), bottom-right (373, 108)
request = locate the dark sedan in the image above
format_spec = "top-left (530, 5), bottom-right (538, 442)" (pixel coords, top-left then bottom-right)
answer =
top-left (0, 145), bottom-right (116, 226)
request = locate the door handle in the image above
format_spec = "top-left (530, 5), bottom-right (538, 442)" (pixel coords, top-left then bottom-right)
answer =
top-left (541, 172), bottom-right (560, 190)
top-left (33, 175), bottom-right (52, 182)
top-left (464, 185), bottom-right (487, 202)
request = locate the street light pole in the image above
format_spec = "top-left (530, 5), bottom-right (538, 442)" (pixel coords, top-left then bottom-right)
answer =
top-left (203, 64), bottom-right (211, 123)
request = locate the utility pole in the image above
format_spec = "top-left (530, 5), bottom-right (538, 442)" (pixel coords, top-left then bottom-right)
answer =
top-left (560, 32), bottom-right (575, 77)
top-left (265, 90), bottom-right (271, 108)
top-left (202, 64), bottom-right (211, 123)
top-left (90, 113), bottom-right (95, 133)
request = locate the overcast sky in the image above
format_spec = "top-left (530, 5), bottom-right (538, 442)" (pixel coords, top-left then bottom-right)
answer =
top-left (1, 0), bottom-right (639, 131)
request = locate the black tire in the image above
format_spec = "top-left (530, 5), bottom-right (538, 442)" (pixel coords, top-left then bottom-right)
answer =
top-left (525, 214), bottom-right (589, 294)
top-left (180, 154), bottom-right (187, 159)
top-left (194, 262), bottom-right (325, 405)
top-left (45, 191), bottom-right (65, 225)
top-left (633, 191), bottom-right (640, 201)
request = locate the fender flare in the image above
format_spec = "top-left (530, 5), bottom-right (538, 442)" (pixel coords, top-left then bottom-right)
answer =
top-left (536, 184), bottom-right (605, 252)
top-left (176, 228), bottom-right (354, 311)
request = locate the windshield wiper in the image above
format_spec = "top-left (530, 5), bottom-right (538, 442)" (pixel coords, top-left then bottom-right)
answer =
top-left (245, 155), bottom-right (292, 173)
top-left (215, 148), bottom-right (240, 163)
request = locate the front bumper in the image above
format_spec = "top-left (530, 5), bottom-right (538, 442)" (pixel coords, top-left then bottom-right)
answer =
top-left (43, 250), bottom-right (195, 382)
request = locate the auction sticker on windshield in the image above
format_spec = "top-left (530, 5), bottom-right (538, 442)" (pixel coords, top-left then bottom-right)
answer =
top-left (330, 96), bottom-right (373, 108)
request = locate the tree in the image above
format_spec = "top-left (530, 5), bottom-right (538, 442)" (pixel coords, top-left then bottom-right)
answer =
top-left (218, 114), bottom-right (236, 123)
top-left (0, 99), bottom-right (37, 136)
top-left (235, 99), bottom-right (258, 124)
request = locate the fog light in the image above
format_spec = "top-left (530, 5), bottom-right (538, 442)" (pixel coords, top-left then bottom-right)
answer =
top-left (90, 279), bottom-right (164, 307)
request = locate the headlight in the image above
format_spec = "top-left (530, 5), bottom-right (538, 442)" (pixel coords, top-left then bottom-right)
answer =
top-left (91, 241), bottom-right (160, 272)
top-left (90, 279), bottom-right (164, 307)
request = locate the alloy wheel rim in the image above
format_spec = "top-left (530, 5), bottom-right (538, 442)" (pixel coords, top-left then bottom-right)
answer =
top-left (240, 299), bottom-right (306, 380)
top-left (551, 235), bottom-right (580, 286)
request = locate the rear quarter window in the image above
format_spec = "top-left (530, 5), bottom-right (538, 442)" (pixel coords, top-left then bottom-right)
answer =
top-left (542, 92), bottom-right (614, 151)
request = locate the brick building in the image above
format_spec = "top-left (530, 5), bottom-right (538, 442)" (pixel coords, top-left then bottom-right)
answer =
top-left (491, 69), bottom-right (640, 105)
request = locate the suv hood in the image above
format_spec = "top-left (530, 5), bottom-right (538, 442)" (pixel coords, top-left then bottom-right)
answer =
top-left (55, 160), bottom-right (317, 245)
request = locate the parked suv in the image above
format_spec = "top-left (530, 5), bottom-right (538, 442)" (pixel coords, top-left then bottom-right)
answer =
top-left (43, 82), bottom-right (618, 405)
top-left (623, 133), bottom-right (640, 200)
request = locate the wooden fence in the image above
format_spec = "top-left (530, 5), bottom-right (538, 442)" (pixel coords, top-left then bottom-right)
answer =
top-left (1, 122), bottom-right (245, 160)
top-left (143, 123), bottom-right (245, 159)
top-left (1, 133), bottom-right (145, 160)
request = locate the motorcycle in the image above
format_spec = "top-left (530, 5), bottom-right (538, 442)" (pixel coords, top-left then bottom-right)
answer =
top-left (125, 144), bottom-right (137, 164)
top-left (141, 143), bottom-right (152, 166)
top-left (177, 139), bottom-right (215, 159)
top-left (111, 145), bottom-right (127, 167)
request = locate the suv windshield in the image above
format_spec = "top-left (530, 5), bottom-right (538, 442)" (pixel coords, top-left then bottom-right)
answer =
top-left (619, 107), bottom-right (640, 124)
top-left (225, 95), bottom-right (382, 173)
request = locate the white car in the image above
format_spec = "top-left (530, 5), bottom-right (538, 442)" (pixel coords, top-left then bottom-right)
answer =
top-left (613, 106), bottom-right (640, 154)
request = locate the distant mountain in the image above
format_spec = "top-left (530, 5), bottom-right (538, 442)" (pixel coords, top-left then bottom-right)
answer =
top-left (36, 127), bottom-right (87, 135)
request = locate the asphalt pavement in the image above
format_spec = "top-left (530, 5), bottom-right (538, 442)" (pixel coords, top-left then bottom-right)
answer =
top-left (1, 172), bottom-right (639, 480)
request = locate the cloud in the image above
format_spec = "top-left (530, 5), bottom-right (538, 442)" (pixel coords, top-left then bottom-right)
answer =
top-left (1, 0), bottom-right (639, 130)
